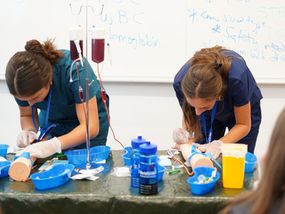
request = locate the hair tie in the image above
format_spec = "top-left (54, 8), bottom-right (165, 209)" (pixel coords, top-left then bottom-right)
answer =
top-left (215, 63), bottom-right (222, 70)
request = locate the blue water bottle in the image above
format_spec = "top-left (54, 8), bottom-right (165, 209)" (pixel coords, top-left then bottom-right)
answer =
top-left (131, 136), bottom-right (147, 188)
top-left (139, 141), bottom-right (158, 195)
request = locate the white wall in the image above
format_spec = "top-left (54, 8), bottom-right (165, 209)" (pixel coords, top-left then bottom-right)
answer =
top-left (1, 80), bottom-right (284, 158)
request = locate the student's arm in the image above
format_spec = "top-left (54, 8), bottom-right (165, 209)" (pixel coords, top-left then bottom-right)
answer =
top-left (20, 97), bottom-right (99, 158)
top-left (18, 105), bottom-right (38, 132)
top-left (219, 102), bottom-right (251, 144)
top-left (58, 96), bottom-right (99, 150)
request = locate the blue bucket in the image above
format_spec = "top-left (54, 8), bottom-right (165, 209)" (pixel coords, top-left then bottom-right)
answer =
top-left (30, 163), bottom-right (74, 190)
top-left (187, 166), bottom-right (220, 195)
top-left (0, 144), bottom-right (9, 157)
top-left (65, 145), bottom-right (110, 166)
top-left (122, 146), bottom-right (132, 166)
top-left (157, 164), bottom-right (166, 182)
top-left (245, 152), bottom-right (257, 173)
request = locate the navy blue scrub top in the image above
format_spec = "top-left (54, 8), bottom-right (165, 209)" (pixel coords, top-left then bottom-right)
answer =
top-left (173, 50), bottom-right (263, 153)
top-left (15, 50), bottom-right (109, 149)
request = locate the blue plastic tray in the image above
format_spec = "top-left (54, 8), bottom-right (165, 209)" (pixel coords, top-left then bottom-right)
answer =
top-left (187, 166), bottom-right (220, 195)
top-left (0, 161), bottom-right (11, 178)
top-left (30, 163), bottom-right (74, 190)
top-left (65, 146), bottom-right (110, 166)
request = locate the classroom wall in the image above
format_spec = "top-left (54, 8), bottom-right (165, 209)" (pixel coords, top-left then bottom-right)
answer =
top-left (1, 80), bottom-right (284, 159)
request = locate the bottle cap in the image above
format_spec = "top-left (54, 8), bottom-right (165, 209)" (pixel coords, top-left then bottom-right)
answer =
top-left (139, 142), bottom-right (157, 155)
top-left (131, 136), bottom-right (147, 149)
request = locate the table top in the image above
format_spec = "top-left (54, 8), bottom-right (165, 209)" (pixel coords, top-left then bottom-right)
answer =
top-left (0, 150), bottom-right (257, 214)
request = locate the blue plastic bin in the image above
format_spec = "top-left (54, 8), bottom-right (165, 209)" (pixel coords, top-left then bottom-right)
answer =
top-left (0, 144), bottom-right (9, 157)
top-left (122, 146), bottom-right (132, 166)
top-left (187, 166), bottom-right (220, 195)
top-left (65, 145), bottom-right (110, 166)
top-left (30, 163), bottom-right (74, 190)
top-left (0, 161), bottom-right (11, 178)
top-left (245, 152), bottom-right (257, 173)
top-left (157, 164), bottom-right (166, 182)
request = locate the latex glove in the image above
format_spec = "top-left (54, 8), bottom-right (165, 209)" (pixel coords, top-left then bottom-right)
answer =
top-left (22, 137), bottom-right (62, 159)
top-left (16, 130), bottom-right (37, 148)
top-left (172, 128), bottom-right (190, 145)
top-left (194, 140), bottom-right (222, 159)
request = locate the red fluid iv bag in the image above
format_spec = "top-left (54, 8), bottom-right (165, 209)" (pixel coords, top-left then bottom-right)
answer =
top-left (70, 40), bottom-right (83, 61)
top-left (92, 28), bottom-right (105, 63)
top-left (69, 27), bottom-right (84, 61)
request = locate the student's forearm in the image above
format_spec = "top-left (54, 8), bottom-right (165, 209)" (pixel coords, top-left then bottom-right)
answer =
top-left (219, 124), bottom-right (250, 144)
top-left (58, 123), bottom-right (99, 150)
top-left (20, 116), bottom-right (37, 132)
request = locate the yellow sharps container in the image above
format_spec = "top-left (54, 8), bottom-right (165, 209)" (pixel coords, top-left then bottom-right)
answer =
top-left (222, 144), bottom-right (247, 189)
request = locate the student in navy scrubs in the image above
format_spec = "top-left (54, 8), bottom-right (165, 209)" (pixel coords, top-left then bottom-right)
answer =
top-left (5, 39), bottom-right (109, 158)
top-left (173, 46), bottom-right (262, 153)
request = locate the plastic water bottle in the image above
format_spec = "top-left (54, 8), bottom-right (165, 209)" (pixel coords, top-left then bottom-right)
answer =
top-left (139, 141), bottom-right (158, 195)
top-left (131, 136), bottom-right (147, 188)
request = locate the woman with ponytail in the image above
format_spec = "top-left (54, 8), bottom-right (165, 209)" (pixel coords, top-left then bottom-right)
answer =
top-left (172, 46), bottom-right (262, 160)
top-left (5, 39), bottom-right (109, 159)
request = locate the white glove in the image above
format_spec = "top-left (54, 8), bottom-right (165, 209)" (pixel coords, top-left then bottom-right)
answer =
top-left (16, 130), bottom-right (37, 148)
top-left (172, 128), bottom-right (190, 144)
top-left (22, 137), bottom-right (62, 159)
top-left (195, 140), bottom-right (222, 159)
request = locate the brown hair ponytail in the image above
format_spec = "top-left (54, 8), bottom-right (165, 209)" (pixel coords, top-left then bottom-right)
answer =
top-left (181, 46), bottom-right (232, 141)
top-left (25, 39), bottom-right (63, 64)
top-left (5, 39), bottom-right (64, 97)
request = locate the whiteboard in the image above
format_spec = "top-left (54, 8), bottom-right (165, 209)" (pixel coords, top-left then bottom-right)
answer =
top-left (0, 0), bottom-right (284, 83)
top-left (186, 0), bottom-right (285, 84)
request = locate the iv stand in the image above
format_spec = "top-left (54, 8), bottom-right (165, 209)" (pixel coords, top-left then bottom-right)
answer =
top-left (69, 1), bottom-right (104, 170)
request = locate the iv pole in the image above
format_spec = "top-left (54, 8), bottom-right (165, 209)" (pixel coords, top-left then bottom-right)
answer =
top-left (69, 1), bottom-right (104, 169)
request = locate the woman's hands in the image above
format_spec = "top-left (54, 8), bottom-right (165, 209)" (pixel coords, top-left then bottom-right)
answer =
top-left (18, 137), bottom-right (62, 159)
top-left (16, 130), bottom-right (37, 148)
top-left (193, 140), bottom-right (222, 159)
top-left (172, 128), bottom-right (191, 149)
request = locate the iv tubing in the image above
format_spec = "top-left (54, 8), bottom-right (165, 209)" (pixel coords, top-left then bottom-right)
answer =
top-left (69, 58), bottom-right (80, 82)
top-left (84, 60), bottom-right (91, 169)
top-left (96, 63), bottom-right (125, 149)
